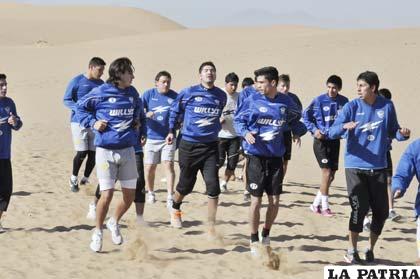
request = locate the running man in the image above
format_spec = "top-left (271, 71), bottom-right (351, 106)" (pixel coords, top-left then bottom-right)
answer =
top-left (63, 57), bottom-right (106, 192)
top-left (328, 71), bottom-right (410, 264)
top-left (234, 66), bottom-right (307, 256)
top-left (143, 71), bottom-right (178, 207)
top-left (303, 75), bottom-right (348, 216)
top-left (166, 61), bottom-right (226, 234)
top-left (278, 74), bottom-right (303, 180)
top-left (392, 138), bottom-right (420, 265)
top-left (77, 57), bottom-right (141, 252)
top-left (219, 72), bottom-right (240, 192)
top-left (0, 74), bottom-right (23, 232)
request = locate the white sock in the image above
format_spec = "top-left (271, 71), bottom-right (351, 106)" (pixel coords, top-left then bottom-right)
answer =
top-left (71, 175), bottom-right (77, 181)
top-left (417, 218), bottom-right (420, 258)
top-left (221, 180), bottom-right (227, 186)
top-left (321, 195), bottom-right (329, 211)
top-left (313, 191), bottom-right (322, 207)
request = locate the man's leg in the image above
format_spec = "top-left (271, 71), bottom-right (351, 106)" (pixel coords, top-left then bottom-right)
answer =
top-left (164, 161), bottom-right (175, 206)
top-left (113, 188), bottom-right (136, 222)
top-left (96, 189), bottom-right (114, 229)
top-left (250, 195), bottom-right (262, 238)
top-left (82, 150), bottom-right (96, 183)
top-left (0, 159), bottom-right (13, 231)
top-left (145, 164), bottom-right (157, 203)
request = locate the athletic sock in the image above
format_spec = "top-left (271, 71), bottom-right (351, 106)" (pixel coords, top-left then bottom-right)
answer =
top-left (71, 175), bottom-right (78, 182)
top-left (321, 195), bottom-right (329, 210)
top-left (262, 227), bottom-right (270, 237)
top-left (251, 233), bottom-right (259, 243)
top-left (312, 191), bottom-right (322, 207)
top-left (172, 201), bottom-right (182, 210)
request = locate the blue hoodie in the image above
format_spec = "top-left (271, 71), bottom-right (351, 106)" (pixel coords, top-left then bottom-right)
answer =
top-left (0, 97), bottom-right (23, 159)
top-left (142, 88), bottom-right (178, 140)
top-left (328, 96), bottom-right (408, 169)
top-left (303, 93), bottom-right (349, 139)
top-left (63, 74), bottom-right (104, 123)
top-left (76, 83), bottom-right (140, 150)
top-left (234, 92), bottom-right (307, 158)
top-left (168, 84), bottom-right (227, 143)
top-left (392, 139), bottom-right (420, 217)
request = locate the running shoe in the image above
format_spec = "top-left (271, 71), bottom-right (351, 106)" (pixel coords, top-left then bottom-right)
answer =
top-left (166, 195), bottom-right (173, 209)
top-left (321, 208), bottom-right (334, 217)
top-left (250, 241), bottom-right (263, 258)
top-left (309, 204), bottom-right (321, 214)
top-left (86, 202), bottom-right (96, 220)
top-left (344, 250), bottom-right (363, 265)
top-left (80, 177), bottom-right (90, 185)
top-left (106, 217), bottom-right (123, 245)
top-left (243, 190), bottom-right (251, 202)
top-left (170, 209), bottom-right (183, 229)
top-left (69, 177), bottom-right (79, 192)
top-left (388, 209), bottom-right (401, 221)
top-left (363, 217), bottom-right (371, 232)
top-left (90, 229), bottom-right (103, 252)
top-left (365, 249), bottom-right (375, 263)
top-left (147, 191), bottom-right (156, 204)
top-left (220, 181), bottom-right (227, 192)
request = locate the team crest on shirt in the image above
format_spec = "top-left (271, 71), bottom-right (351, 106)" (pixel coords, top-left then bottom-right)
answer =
top-left (367, 135), bottom-right (376, 141)
top-left (157, 116), bottom-right (164, 121)
top-left (129, 97), bottom-right (134, 104)
top-left (4, 107), bottom-right (10, 113)
top-left (214, 99), bottom-right (220, 105)
top-left (195, 97), bottom-right (203, 102)
top-left (376, 110), bottom-right (385, 119)
top-left (167, 99), bottom-right (173, 104)
top-left (249, 183), bottom-right (258, 190)
top-left (280, 107), bottom-right (286, 114)
top-left (108, 97), bottom-right (117, 103)
top-left (323, 106), bottom-right (330, 112)
top-left (259, 107), bottom-right (268, 113)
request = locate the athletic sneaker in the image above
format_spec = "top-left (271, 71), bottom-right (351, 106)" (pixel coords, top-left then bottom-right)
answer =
top-left (86, 202), bottom-right (96, 220)
top-left (220, 181), bottom-right (227, 192)
top-left (309, 204), bottom-right (321, 214)
top-left (344, 250), bottom-right (363, 265)
top-left (69, 177), bottom-right (79, 192)
top-left (321, 208), bottom-right (334, 217)
top-left (250, 241), bottom-right (262, 258)
top-left (388, 209), bottom-right (401, 221)
top-left (170, 209), bottom-right (182, 229)
top-left (147, 192), bottom-right (156, 204)
top-left (363, 217), bottom-right (371, 232)
top-left (106, 217), bottom-right (123, 245)
top-left (166, 196), bottom-right (173, 209)
top-left (365, 249), bottom-right (375, 263)
top-left (243, 190), bottom-right (251, 202)
top-left (80, 177), bottom-right (90, 185)
top-left (90, 229), bottom-right (103, 252)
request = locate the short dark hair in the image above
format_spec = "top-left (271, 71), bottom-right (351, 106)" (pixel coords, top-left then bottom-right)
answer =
top-left (378, 88), bottom-right (392, 100)
top-left (155, 71), bottom-right (172, 81)
top-left (89, 57), bottom-right (106, 67)
top-left (357, 71), bottom-right (380, 93)
top-left (241, 77), bottom-right (254, 88)
top-left (0, 73), bottom-right (6, 80)
top-left (199, 61), bottom-right (216, 73)
top-left (107, 57), bottom-right (134, 86)
top-left (326, 75), bottom-right (342, 90)
top-left (225, 72), bottom-right (239, 84)
top-left (254, 66), bottom-right (279, 85)
top-left (278, 74), bottom-right (290, 84)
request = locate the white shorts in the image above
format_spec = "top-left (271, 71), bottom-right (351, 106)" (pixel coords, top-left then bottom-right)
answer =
top-left (96, 146), bottom-right (138, 191)
top-left (71, 122), bottom-right (95, 151)
top-left (144, 139), bottom-right (176, 165)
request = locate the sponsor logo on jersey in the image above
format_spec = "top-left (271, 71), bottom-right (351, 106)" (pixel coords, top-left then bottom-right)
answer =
top-left (108, 97), bottom-right (117, 103)
top-left (256, 118), bottom-right (285, 127)
top-left (359, 121), bottom-right (383, 132)
top-left (324, 115), bottom-right (336, 122)
top-left (193, 107), bottom-right (220, 115)
top-left (195, 117), bottom-right (217, 127)
top-left (112, 119), bottom-right (133, 132)
top-left (259, 107), bottom-right (268, 113)
top-left (376, 110), bottom-right (384, 119)
top-left (109, 108), bottom-right (134, 116)
top-left (152, 105), bottom-right (170, 114)
top-left (259, 130), bottom-right (279, 141)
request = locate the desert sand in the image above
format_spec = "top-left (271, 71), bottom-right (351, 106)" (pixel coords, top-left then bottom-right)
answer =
top-left (0, 3), bottom-right (419, 279)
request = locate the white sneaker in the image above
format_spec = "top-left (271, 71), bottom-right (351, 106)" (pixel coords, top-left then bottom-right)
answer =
top-left (90, 229), bottom-right (103, 252)
top-left (220, 181), bottom-right (227, 192)
top-left (261, 236), bottom-right (270, 246)
top-left (86, 202), bottom-right (96, 220)
top-left (250, 241), bottom-right (263, 258)
top-left (80, 176), bottom-right (90, 185)
top-left (106, 217), bottom-right (123, 245)
top-left (170, 209), bottom-right (183, 229)
top-left (147, 192), bottom-right (156, 204)
top-left (166, 196), bottom-right (173, 209)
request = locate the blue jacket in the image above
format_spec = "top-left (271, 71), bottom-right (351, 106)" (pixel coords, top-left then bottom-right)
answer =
top-left (63, 74), bottom-right (104, 123)
top-left (0, 97), bottom-right (23, 159)
top-left (303, 93), bottom-right (349, 139)
top-left (76, 83), bottom-right (141, 150)
top-left (392, 139), bottom-right (420, 217)
top-left (328, 96), bottom-right (408, 169)
top-left (134, 97), bottom-right (147, 153)
top-left (142, 88), bottom-right (178, 140)
top-left (238, 86), bottom-right (258, 108)
top-left (234, 92), bottom-right (307, 158)
top-left (168, 84), bottom-right (227, 143)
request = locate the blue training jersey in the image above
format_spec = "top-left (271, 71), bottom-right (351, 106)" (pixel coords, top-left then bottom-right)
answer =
top-left (142, 88), bottom-right (178, 140)
top-left (134, 97), bottom-right (147, 153)
top-left (234, 92), bottom-right (307, 158)
top-left (237, 86), bottom-right (259, 108)
top-left (168, 84), bottom-right (227, 143)
top-left (328, 96), bottom-right (408, 169)
top-left (285, 92), bottom-right (303, 112)
top-left (63, 74), bottom-right (104, 123)
top-left (76, 83), bottom-right (140, 150)
top-left (391, 139), bottom-right (420, 217)
top-left (303, 93), bottom-right (349, 139)
top-left (0, 97), bottom-right (23, 159)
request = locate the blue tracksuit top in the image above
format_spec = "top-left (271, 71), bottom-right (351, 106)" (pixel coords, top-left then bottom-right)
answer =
top-left (391, 139), bottom-right (420, 217)
top-left (63, 74), bottom-right (104, 123)
top-left (134, 96), bottom-right (147, 153)
top-left (234, 92), bottom-right (307, 158)
top-left (237, 86), bottom-right (258, 108)
top-left (0, 97), bottom-right (23, 159)
top-left (303, 93), bottom-right (349, 139)
top-left (142, 88), bottom-right (178, 140)
top-left (168, 84), bottom-right (227, 143)
top-left (328, 96), bottom-right (408, 169)
top-left (76, 83), bottom-right (140, 150)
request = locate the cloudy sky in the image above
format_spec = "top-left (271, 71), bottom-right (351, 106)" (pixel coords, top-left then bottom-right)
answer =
top-left (3, 0), bottom-right (420, 28)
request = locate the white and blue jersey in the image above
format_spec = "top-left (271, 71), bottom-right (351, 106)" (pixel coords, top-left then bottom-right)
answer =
top-left (234, 93), bottom-right (307, 158)
top-left (328, 96), bottom-right (408, 169)
top-left (0, 97), bottom-right (23, 159)
top-left (303, 93), bottom-right (349, 139)
top-left (391, 139), bottom-right (420, 217)
top-left (63, 74), bottom-right (104, 123)
top-left (142, 88), bottom-right (178, 140)
top-left (76, 83), bottom-right (140, 150)
top-left (168, 84), bottom-right (227, 143)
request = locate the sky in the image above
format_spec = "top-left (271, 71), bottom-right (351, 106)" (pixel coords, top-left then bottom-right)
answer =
top-left (3, 0), bottom-right (420, 29)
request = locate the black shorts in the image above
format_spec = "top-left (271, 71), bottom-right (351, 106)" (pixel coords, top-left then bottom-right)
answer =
top-left (0, 159), bottom-right (13, 212)
top-left (283, 131), bottom-right (292, 161)
top-left (218, 137), bottom-right (240, 171)
top-left (176, 140), bottom-right (220, 197)
top-left (385, 151), bottom-right (393, 178)
top-left (313, 138), bottom-right (340, 170)
top-left (246, 155), bottom-right (284, 197)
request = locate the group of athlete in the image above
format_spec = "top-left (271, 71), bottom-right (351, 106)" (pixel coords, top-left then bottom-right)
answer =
top-left (0, 56), bottom-right (419, 265)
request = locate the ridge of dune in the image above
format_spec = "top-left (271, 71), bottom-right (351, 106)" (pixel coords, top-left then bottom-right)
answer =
top-left (0, 2), bottom-right (185, 46)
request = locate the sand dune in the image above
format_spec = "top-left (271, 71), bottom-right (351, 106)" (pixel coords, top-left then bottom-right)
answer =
top-left (0, 3), bottom-right (419, 279)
